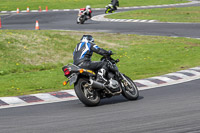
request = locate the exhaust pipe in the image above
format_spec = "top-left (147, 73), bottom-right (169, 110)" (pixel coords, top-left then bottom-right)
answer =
top-left (89, 79), bottom-right (105, 90)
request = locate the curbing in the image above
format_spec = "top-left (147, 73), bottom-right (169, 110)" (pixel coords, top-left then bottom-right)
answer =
top-left (0, 66), bottom-right (200, 109)
top-left (1, 0), bottom-right (200, 108)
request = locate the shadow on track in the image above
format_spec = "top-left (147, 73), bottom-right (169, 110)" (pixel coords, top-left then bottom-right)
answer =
top-left (96, 95), bottom-right (144, 107)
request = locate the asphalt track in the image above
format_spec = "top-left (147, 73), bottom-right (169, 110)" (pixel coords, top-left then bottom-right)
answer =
top-left (1, 2), bottom-right (200, 38)
top-left (1, 2), bottom-right (200, 133)
top-left (0, 79), bottom-right (200, 133)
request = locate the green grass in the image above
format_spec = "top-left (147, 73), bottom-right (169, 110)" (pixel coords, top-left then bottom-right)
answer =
top-left (106, 6), bottom-right (200, 23)
top-left (0, 0), bottom-right (188, 11)
top-left (1, 30), bottom-right (200, 97)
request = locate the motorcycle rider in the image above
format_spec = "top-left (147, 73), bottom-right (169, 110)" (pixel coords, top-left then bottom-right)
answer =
top-left (73, 35), bottom-right (112, 83)
top-left (111, 0), bottom-right (119, 11)
top-left (107, 0), bottom-right (119, 12)
top-left (79, 5), bottom-right (92, 19)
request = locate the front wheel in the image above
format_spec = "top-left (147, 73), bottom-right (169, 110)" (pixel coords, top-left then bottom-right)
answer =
top-left (121, 75), bottom-right (139, 100)
top-left (74, 78), bottom-right (100, 106)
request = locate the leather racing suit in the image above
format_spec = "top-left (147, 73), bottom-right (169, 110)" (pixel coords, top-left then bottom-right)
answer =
top-left (73, 41), bottom-right (110, 71)
top-left (79, 8), bottom-right (92, 19)
top-left (111, 0), bottom-right (119, 10)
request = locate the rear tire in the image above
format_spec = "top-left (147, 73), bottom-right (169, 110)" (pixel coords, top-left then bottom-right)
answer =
top-left (122, 75), bottom-right (139, 100)
top-left (74, 78), bottom-right (100, 106)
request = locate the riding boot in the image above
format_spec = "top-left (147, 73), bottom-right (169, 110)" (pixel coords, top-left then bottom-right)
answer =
top-left (96, 68), bottom-right (108, 83)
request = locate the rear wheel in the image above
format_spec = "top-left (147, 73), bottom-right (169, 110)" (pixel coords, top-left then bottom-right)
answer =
top-left (122, 75), bottom-right (139, 100)
top-left (74, 78), bottom-right (100, 106)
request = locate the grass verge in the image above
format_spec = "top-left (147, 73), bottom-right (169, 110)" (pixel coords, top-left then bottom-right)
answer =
top-left (1, 30), bottom-right (200, 97)
top-left (106, 6), bottom-right (200, 23)
top-left (0, 0), bottom-right (188, 11)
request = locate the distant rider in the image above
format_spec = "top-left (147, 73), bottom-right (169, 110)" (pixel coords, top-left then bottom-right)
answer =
top-left (111, 0), bottom-right (119, 11)
top-left (73, 35), bottom-right (113, 83)
top-left (79, 5), bottom-right (92, 19)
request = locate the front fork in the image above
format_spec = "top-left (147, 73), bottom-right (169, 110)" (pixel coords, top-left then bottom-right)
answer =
top-left (119, 73), bottom-right (132, 88)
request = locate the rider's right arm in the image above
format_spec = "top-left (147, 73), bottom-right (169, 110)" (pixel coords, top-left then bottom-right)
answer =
top-left (91, 43), bottom-right (110, 56)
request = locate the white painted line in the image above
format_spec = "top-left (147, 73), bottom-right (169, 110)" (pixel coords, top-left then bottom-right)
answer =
top-left (191, 67), bottom-right (200, 70)
top-left (126, 19), bottom-right (133, 22)
top-left (166, 73), bottom-right (189, 78)
top-left (0, 97), bottom-right (26, 105)
top-left (21, 10), bottom-right (27, 13)
top-left (0, 97), bottom-right (78, 109)
top-left (133, 20), bottom-right (140, 22)
top-left (60, 90), bottom-right (77, 96)
top-left (118, 19), bottom-right (126, 22)
top-left (140, 20), bottom-right (147, 22)
top-left (31, 10), bottom-right (38, 12)
top-left (94, 8), bottom-right (102, 10)
top-left (132, 7), bottom-right (139, 9)
top-left (134, 79), bottom-right (158, 86)
top-left (11, 11), bottom-right (16, 13)
top-left (110, 19), bottom-right (115, 21)
top-left (178, 70), bottom-right (200, 75)
top-left (123, 7), bottom-right (132, 9)
top-left (147, 5), bottom-right (155, 8)
top-left (148, 20), bottom-right (156, 22)
top-left (150, 76), bottom-right (175, 82)
top-left (31, 93), bottom-right (60, 101)
top-left (53, 9), bottom-right (59, 11)
top-left (1, 11), bottom-right (8, 13)
top-left (140, 6), bottom-right (148, 8)
top-left (115, 19), bottom-right (121, 21)
top-left (63, 9), bottom-right (70, 11)
top-left (139, 75), bottom-right (200, 91)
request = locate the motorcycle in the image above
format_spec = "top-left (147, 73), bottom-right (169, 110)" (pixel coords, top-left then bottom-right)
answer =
top-left (77, 10), bottom-right (87, 24)
top-left (62, 55), bottom-right (139, 106)
top-left (105, 4), bottom-right (118, 14)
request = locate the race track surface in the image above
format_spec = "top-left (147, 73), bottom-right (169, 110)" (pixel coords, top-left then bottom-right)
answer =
top-left (1, 79), bottom-right (200, 133)
top-left (1, 2), bottom-right (200, 38)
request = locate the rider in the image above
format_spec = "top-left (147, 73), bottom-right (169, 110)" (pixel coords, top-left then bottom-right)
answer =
top-left (109, 0), bottom-right (119, 11)
top-left (79, 5), bottom-right (92, 19)
top-left (73, 35), bottom-right (112, 83)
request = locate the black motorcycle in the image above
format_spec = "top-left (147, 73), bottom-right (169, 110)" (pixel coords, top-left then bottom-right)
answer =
top-left (62, 55), bottom-right (139, 106)
top-left (77, 10), bottom-right (87, 24)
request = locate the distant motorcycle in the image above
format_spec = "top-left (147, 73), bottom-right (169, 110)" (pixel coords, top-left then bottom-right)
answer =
top-left (62, 55), bottom-right (139, 106)
top-left (105, 4), bottom-right (114, 14)
top-left (105, 3), bottom-right (118, 14)
top-left (77, 10), bottom-right (87, 24)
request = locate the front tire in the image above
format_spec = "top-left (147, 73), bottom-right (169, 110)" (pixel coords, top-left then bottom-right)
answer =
top-left (74, 78), bottom-right (100, 106)
top-left (122, 75), bottom-right (139, 100)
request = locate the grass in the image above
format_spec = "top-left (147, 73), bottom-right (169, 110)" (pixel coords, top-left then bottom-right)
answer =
top-left (106, 6), bottom-right (200, 23)
top-left (1, 30), bottom-right (200, 97)
top-left (0, 0), bottom-right (188, 11)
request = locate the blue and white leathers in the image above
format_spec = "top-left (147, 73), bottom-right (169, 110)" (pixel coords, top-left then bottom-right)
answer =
top-left (73, 40), bottom-right (109, 66)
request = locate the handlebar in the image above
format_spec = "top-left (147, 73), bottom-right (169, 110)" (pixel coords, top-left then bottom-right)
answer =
top-left (101, 55), bottom-right (120, 64)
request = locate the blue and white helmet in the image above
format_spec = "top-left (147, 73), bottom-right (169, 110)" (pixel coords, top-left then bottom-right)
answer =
top-left (81, 35), bottom-right (94, 43)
